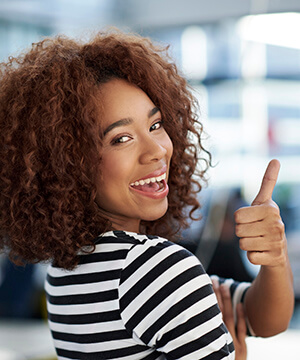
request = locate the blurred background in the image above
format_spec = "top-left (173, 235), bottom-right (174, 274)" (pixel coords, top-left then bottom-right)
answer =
top-left (0, 0), bottom-right (299, 359)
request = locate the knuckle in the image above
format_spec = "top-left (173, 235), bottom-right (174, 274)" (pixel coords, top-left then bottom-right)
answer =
top-left (235, 224), bottom-right (242, 237)
top-left (234, 207), bottom-right (246, 223)
top-left (278, 237), bottom-right (287, 252)
top-left (266, 202), bottom-right (280, 216)
top-left (234, 210), bottom-right (240, 223)
top-left (272, 219), bottom-right (285, 236)
top-left (279, 219), bottom-right (285, 233)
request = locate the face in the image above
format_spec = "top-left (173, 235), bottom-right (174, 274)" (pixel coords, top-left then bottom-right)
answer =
top-left (95, 78), bottom-right (173, 232)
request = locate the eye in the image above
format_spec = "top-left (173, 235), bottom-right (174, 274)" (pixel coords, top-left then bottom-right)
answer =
top-left (150, 120), bottom-right (164, 132)
top-left (111, 135), bottom-right (132, 145)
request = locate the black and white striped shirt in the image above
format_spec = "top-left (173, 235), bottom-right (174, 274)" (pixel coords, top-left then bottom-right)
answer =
top-left (45, 230), bottom-right (250, 359)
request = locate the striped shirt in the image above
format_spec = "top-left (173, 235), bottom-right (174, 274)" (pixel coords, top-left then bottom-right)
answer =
top-left (45, 230), bottom-right (250, 360)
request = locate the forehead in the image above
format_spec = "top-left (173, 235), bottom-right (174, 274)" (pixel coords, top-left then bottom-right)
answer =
top-left (96, 78), bottom-right (156, 127)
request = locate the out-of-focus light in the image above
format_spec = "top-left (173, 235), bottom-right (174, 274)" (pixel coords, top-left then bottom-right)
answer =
top-left (181, 26), bottom-right (207, 80)
top-left (237, 12), bottom-right (300, 49)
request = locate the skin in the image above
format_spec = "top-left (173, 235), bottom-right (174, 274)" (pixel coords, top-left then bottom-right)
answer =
top-left (235, 159), bottom-right (294, 337)
top-left (94, 78), bottom-right (173, 232)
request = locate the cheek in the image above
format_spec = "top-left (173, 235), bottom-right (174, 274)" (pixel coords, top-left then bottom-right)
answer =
top-left (102, 157), bottom-right (120, 179)
top-left (100, 151), bottom-right (133, 187)
top-left (95, 154), bottom-right (126, 207)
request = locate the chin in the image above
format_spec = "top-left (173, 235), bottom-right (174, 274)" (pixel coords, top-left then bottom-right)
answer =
top-left (142, 206), bottom-right (169, 222)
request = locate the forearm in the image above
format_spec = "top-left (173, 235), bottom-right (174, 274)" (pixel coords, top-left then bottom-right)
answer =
top-left (235, 160), bottom-right (295, 337)
top-left (244, 254), bottom-right (294, 337)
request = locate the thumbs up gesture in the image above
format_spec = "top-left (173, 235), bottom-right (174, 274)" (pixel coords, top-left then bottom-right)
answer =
top-left (235, 159), bottom-right (287, 267)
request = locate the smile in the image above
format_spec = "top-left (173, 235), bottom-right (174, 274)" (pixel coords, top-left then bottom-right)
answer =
top-left (130, 172), bottom-right (166, 187)
top-left (129, 172), bottom-right (169, 199)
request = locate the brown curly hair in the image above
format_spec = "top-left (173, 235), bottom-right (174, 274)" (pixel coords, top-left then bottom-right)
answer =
top-left (0, 29), bottom-right (211, 269)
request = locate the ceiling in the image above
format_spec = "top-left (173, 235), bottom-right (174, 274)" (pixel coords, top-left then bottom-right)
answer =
top-left (0, 0), bottom-right (300, 32)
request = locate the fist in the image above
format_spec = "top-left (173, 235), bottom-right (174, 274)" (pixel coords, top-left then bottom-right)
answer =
top-left (234, 160), bottom-right (287, 267)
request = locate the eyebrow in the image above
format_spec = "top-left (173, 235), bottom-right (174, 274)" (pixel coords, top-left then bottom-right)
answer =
top-left (103, 118), bottom-right (133, 136)
top-left (148, 106), bottom-right (160, 118)
top-left (103, 106), bottom-right (160, 136)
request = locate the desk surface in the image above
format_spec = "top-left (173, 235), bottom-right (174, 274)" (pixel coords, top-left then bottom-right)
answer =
top-left (0, 320), bottom-right (56, 360)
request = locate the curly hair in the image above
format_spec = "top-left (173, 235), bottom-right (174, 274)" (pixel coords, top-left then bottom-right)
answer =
top-left (0, 29), bottom-right (211, 269)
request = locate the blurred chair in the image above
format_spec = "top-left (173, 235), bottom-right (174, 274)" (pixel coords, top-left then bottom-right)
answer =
top-left (0, 257), bottom-right (37, 318)
top-left (181, 187), bottom-right (258, 282)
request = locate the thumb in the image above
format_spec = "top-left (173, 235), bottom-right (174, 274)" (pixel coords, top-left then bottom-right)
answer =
top-left (252, 159), bottom-right (280, 206)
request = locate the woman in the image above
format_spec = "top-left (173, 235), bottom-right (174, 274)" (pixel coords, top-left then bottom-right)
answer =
top-left (0, 30), bottom-right (294, 359)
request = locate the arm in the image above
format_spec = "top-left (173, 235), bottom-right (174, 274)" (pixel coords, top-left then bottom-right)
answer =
top-left (244, 245), bottom-right (294, 336)
top-left (235, 160), bottom-right (294, 337)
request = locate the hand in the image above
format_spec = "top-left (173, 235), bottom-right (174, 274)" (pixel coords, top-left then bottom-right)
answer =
top-left (212, 279), bottom-right (247, 360)
top-left (234, 159), bottom-right (287, 267)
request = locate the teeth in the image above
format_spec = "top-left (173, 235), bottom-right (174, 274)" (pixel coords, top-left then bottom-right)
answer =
top-left (130, 172), bottom-right (166, 187)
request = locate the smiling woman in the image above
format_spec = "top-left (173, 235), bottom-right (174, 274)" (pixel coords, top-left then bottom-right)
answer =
top-left (0, 29), bottom-right (294, 360)
top-left (94, 78), bottom-right (173, 231)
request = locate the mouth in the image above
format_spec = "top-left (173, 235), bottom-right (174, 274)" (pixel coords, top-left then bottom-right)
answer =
top-left (129, 172), bottom-right (169, 199)
top-left (130, 172), bottom-right (166, 193)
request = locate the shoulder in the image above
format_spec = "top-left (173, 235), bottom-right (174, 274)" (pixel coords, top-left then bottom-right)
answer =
top-left (96, 230), bottom-right (204, 272)
top-left (118, 231), bottom-right (207, 284)
top-left (118, 231), bottom-right (212, 315)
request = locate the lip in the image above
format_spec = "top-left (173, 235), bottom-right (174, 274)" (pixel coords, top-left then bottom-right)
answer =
top-left (129, 179), bottom-right (169, 199)
top-left (131, 164), bottom-right (168, 183)
top-left (129, 164), bottom-right (169, 200)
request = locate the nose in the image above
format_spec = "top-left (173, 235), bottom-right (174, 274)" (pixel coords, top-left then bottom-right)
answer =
top-left (139, 134), bottom-right (168, 164)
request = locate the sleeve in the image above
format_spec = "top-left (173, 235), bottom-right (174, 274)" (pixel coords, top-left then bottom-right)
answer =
top-left (118, 237), bottom-right (235, 360)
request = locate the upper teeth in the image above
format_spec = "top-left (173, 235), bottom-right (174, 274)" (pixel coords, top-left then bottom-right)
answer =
top-left (130, 172), bottom-right (166, 187)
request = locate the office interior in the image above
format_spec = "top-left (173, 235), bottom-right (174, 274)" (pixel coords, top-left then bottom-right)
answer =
top-left (0, 0), bottom-right (300, 359)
